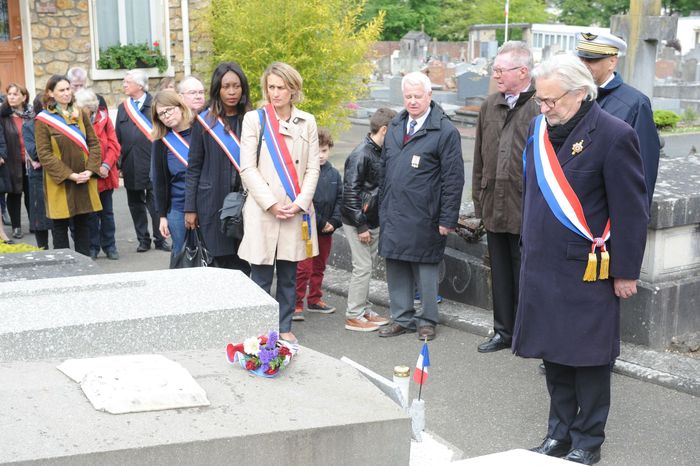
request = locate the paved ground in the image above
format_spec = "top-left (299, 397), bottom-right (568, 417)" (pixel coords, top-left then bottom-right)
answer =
top-left (4, 122), bottom-right (699, 465)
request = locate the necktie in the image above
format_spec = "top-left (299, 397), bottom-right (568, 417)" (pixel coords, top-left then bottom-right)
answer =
top-left (408, 119), bottom-right (417, 137)
top-left (505, 94), bottom-right (517, 109)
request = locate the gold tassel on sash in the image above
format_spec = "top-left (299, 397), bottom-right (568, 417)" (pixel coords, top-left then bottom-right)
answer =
top-left (301, 214), bottom-right (313, 258)
top-left (583, 252), bottom-right (598, 282)
top-left (599, 251), bottom-right (610, 280)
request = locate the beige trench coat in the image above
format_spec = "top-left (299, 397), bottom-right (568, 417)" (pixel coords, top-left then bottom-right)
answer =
top-left (238, 105), bottom-right (320, 265)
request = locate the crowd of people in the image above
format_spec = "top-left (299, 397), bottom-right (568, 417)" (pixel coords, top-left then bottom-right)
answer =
top-left (0, 29), bottom-right (658, 465)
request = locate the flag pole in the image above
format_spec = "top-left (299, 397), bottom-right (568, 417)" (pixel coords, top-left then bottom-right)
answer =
top-left (417, 337), bottom-right (427, 401)
top-left (504, 0), bottom-right (510, 43)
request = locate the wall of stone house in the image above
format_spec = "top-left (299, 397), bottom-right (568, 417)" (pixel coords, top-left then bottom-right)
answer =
top-left (30, 0), bottom-right (214, 108)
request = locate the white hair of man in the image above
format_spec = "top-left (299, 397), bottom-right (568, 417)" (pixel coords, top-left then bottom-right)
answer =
top-left (67, 66), bottom-right (88, 83)
top-left (126, 69), bottom-right (149, 91)
top-left (401, 71), bottom-right (432, 93)
top-left (532, 53), bottom-right (598, 101)
top-left (74, 88), bottom-right (99, 111)
top-left (177, 75), bottom-right (203, 93)
top-left (498, 41), bottom-right (534, 70)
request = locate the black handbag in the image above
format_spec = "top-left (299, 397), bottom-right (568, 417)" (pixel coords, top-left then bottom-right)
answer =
top-left (218, 115), bottom-right (263, 241)
top-left (171, 228), bottom-right (216, 269)
top-left (219, 190), bottom-right (246, 240)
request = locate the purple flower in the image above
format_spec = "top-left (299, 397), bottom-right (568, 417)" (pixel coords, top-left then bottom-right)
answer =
top-left (267, 331), bottom-right (278, 349)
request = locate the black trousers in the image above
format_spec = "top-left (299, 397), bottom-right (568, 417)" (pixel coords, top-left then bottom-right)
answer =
top-left (126, 187), bottom-right (165, 246)
top-left (486, 231), bottom-right (520, 342)
top-left (6, 167), bottom-right (30, 229)
top-left (250, 260), bottom-right (297, 333)
top-left (544, 360), bottom-right (612, 451)
top-left (52, 214), bottom-right (91, 256)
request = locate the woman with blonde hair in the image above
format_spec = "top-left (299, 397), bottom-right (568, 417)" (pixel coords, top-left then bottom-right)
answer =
top-left (239, 62), bottom-right (320, 344)
top-left (151, 90), bottom-right (193, 260)
top-left (34, 75), bottom-right (102, 255)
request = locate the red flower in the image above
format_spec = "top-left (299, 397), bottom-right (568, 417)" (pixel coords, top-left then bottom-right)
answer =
top-left (265, 367), bottom-right (277, 375)
top-left (226, 344), bottom-right (236, 362)
top-left (153, 41), bottom-right (160, 47)
top-left (278, 346), bottom-right (291, 357)
top-left (245, 359), bottom-right (257, 370)
top-left (258, 335), bottom-right (268, 345)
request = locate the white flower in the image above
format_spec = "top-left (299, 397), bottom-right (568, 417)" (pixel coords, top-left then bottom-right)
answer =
top-left (243, 337), bottom-right (261, 356)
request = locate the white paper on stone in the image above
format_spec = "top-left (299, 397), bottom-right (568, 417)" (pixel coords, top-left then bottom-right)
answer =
top-left (57, 354), bottom-right (210, 414)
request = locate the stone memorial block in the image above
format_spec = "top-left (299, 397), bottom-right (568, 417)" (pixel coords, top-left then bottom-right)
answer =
top-left (682, 58), bottom-right (698, 82)
top-left (0, 249), bottom-right (97, 282)
top-left (0, 348), bottom-right (410, 465)
top-left (427, 61), bottom-right (447, 86)
top-left (0, 268), bottom-right (278, 362)
top-left (656, 59), bottom-right (677, 79)
top-left (389, 74), bottom-right (404, 105)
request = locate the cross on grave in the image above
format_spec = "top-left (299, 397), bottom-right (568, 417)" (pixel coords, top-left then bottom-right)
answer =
top-left (610, 0), bottom-right (677, 97)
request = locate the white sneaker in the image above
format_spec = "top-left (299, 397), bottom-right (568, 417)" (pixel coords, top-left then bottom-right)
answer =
top-left (364, 310), bottom-right (390, 326)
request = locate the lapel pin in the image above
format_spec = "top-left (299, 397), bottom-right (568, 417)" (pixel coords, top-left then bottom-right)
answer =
top-left (571, 140), bottom-right (584, 156)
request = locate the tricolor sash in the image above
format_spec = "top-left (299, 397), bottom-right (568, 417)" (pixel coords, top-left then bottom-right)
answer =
top-left (162, 129), bottom-right (190, 167)
top-left (532, 115), bottom-right (611, 281)
top-left (259, 104), bottom-right (312, 257)
top-left (196, 110), bottom-right (241, 172)
top-left (35, 110), bottom-right (89, 156)
top-left (124, 98), bottom-right (153, 141)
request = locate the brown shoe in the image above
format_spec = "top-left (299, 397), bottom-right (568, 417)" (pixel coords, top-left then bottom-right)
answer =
top-left (378, 322), bottom-right (415, 338)
top-left (364, 310), bottom-right (390, 326)
top-left (345, 316), bottom-right (379, 332)
top-left (292, 307), bottom-right (305, 321)
top-left (417, 325), bottom-right (436, 341)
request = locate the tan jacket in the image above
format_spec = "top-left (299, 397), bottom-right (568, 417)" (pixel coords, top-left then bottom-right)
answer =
top-left (238, 106), bottom-right (320, 265)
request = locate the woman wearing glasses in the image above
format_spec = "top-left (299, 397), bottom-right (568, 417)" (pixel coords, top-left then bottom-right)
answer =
top-left (151, 91), bottom-right (193, 261)
top-left (184, 62), bottom-right (251, 271)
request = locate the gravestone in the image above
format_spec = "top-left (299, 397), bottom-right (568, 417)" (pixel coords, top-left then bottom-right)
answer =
top-left (0, 268), bottom-right (278, 361)
top-left (457, 71), bottom-right (491, 101)
top-left (389, 74), bottom-right (404, 106)
top-left (0, 249), bottom-right (97, 282)
top-left (0, 267), bottom-right (411, 465)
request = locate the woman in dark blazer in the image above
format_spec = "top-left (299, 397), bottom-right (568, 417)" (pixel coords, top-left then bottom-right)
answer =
top-left (184, 62), bottom-right (251, 272)
top-left (150, 90), bottom-right (193, 262)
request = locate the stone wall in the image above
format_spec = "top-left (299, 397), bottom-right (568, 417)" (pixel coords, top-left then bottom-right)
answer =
top-left (29, 0), bottom-right (215, 108)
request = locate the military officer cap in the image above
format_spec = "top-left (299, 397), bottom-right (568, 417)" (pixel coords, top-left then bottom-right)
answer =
top-left (575, 31), bottom-right (627, 59)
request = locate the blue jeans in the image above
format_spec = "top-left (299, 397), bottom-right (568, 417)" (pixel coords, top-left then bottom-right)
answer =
top-left (167, 209), bottom-right (186, 258)
top-left (89, 190), bottom-right (117, 254)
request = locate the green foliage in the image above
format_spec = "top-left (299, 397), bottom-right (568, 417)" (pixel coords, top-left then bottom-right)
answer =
top-left (210, 0), bottom-right (384, 131)
top-left (552, 0), bottom-right (627, 27)
top-left (362, 0), bottom-right (442, 41)
top-left (653, 110), bottom-right (681, 129)
top-left (681, 107), bottom-right (698, 125)
top-left (97, 43), bottom-right (168, 73)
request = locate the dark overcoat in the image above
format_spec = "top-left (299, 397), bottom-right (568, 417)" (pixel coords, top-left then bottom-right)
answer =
top-left (378, 102), bottom-right (464, 263)
top-left (598, 72), bottom-right (659, 205)
top-left (184, 114), bottom-right (243, 258)
top-left (115, 94), bottom-right (153, 190)
top-left (512, 103), bottom-right (649, 366)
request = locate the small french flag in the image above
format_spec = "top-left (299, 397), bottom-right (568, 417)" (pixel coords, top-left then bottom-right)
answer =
top-left (413, 342), bottom-right (430, 385)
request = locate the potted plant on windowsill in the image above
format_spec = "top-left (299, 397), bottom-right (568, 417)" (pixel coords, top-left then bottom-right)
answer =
top-left (97, 42), bottom-right (168, 73)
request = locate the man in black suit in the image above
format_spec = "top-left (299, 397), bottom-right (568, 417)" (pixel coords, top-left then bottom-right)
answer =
top-left (115, 69), bottom-right (169, 252)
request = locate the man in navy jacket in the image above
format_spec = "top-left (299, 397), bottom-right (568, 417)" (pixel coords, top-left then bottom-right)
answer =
top-left (377, 71), bottom-right (464, 341)
top-left (576, 31), bottom-right (660, 206)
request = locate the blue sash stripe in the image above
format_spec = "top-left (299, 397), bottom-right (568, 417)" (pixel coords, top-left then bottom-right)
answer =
top-left (259, 108), bottom-right (298, 202)
top-left (199, 110), bottom-right (241, 168)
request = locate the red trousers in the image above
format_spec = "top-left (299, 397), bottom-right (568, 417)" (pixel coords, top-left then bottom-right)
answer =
top-left (296, 234), bottom-right (333, 307)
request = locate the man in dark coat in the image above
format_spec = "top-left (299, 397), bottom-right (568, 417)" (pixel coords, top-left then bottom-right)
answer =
top-left (378, 71), bottom-right (464, 341)
top-left (576, 31), bottom-right (660, 206)
top-left (516, 54), bottom-right (648, 465)
top-left (116, 69), bottom-right (168, 253)
top-left (473, 41), bottom-right (540, 353)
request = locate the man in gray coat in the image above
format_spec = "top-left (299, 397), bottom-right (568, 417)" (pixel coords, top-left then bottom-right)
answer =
top-left (378, 71), bottom-right (464, 341)
top-left (473, 41), bottom-right (540, 353)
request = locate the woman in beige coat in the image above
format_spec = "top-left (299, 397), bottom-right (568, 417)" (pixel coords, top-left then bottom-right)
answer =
top-left (239, 62), bottom-right (320, 344)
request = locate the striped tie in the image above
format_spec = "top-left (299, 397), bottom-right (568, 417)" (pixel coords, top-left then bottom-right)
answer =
top-left (408, 119), bottom-right (417, 136)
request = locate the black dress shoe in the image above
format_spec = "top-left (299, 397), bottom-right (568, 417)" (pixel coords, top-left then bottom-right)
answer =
top-left (137, 242), bottom-right (151, 252)
top-left (563, 448), bottom-right (601, 465)
top-left (417, 325), bottom-right (436, 341)
top-left (530, 437), bottom-right (571, 457)
top-left (155, 242), bottom-right (171, 252)
top-left (477, 333), bottom-right (511, 353)
top-left (378, 322), bottom-right (415, 338)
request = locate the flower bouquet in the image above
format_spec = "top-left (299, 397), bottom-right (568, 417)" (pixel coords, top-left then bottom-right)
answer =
top-left (226, 331), bottom-right (297, 378)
